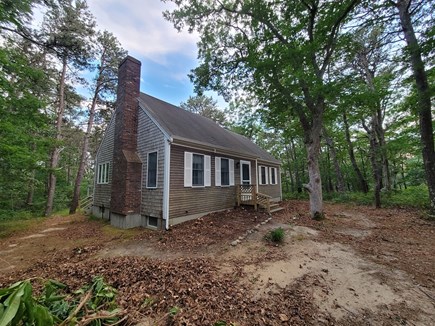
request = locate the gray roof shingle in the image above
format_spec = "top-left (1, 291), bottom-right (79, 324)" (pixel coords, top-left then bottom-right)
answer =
top-left (138, 93), bottom-right (279, 164)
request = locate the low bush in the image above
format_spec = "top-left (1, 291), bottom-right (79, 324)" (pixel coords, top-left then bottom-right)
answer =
top-left (267, 227), bottom-right (285, 244)
top-left (324, 185), bottom-right (429, 209)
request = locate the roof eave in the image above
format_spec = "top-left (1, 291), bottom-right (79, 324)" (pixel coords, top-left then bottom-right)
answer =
top-left (172, 136), bottom-right (281, 165)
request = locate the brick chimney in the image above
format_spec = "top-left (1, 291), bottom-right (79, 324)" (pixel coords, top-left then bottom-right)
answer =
top-left (110, 56), bottom-right (142, 219)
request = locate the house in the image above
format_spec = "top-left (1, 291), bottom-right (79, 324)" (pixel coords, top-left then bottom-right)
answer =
top-left (92, 56), bottom-right (281, 229)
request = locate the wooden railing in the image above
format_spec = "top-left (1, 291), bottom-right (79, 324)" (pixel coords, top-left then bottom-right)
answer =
top-left (236, 184), bottom-right (272, 213)
top-left (79, 195), bottom-right (93, 213)
top-left (257, 192), bottom-right (271, 213)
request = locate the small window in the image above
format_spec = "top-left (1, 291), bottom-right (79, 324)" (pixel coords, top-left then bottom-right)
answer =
top-left (147, 151), bottom-right (158, 188)
top-left (221, 158), bottom-right (230, 186)
top-left (97, 162), bottom-right (110, 184)
top-left (270, 167), bottom-right (276, 185)
top-left (192, 154), bottom-right (204, 186)
top-left (259, 165), bottom-right (268, 185)
top-left (147, 216), bottom-right (158, 228)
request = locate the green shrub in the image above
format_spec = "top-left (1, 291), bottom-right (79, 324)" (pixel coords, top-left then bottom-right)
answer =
top-left (268, 227), bottom-right (285, 243)
top-left (324, 185), bottom-right (429, 209)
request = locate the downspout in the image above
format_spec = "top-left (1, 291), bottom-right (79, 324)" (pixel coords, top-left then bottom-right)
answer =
top-left (255, 159), bottom-right (259, 193)
top-left (163, 138), bottom-right (171, 230)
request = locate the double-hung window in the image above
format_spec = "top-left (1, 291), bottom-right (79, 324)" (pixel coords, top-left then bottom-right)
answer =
top-left (215, 157), bottom-right (234, 186)
top-left (147, 151), bottom-right (158, 188)
top-left (192, 154), bottom-right (204, 186)
top-left (259, 165), bottom-right (269, 185)
top-left (269, 167), bottom-right (278, 185)
top-left (97, 162), bottom-right (110, 184)
top-left (184, 152), bottom-right (211, 187)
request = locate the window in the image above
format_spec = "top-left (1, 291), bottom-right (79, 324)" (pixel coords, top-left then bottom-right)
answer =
top-left (240, 160), bottom-right (251, 185)
top-left (192, 154), bottom-right (204, 186)
top-left (259, 165), bottom-right (269, 185)
top-left (269, 167), bottom-right (278, 185)
top-left (147, 151), bottom-right (158, 188)
top-left (147, 216), bottom-right (158, 228)
top-left (184, 152), bottom-right (211, 187)
top-left (215, 157), bottom-right (234, 186)
top-left (97, 162), bottom-right (110, 184)
top-left (221, 158), bottom-right (230, 186)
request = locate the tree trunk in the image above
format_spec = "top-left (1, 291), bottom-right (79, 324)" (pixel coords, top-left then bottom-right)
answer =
top-left (396, 0), bottom-right (435, 216)
top-left (375, 107), bottom-right (391, 191)
top-left (70, 90), bottom-right (99, 214)
top-left (285, 143), bottom-right (295, 193)
top-left (45, 56), bottom-right (67, 217)
top-left (26, 169), bottom-right (35, 207)
top-left (302, 110), bottom-right (324, 219)
top-left (324, 131), bottom-right (346, 192)
top-left (343, 112), bottom-right (369, 192)
top-left (290, 139), bottom-right (302, 192)
top-left (306, 138), bottom-right (323, 219)
top-left (364, 118), bottom-right (383, 208)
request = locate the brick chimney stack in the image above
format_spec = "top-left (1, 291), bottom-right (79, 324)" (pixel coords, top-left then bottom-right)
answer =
top-left (110, 56), bottom-right (142, 218)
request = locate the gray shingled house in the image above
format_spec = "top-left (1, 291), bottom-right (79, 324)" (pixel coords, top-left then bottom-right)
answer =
top-left (92, 56), bottom-right (281, 229)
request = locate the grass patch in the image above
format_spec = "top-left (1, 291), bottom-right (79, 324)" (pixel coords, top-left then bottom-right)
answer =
top-left (265, 227), bottom-right (285, 244)
top-left (0, 218), bottom-right (42, 238)
top-left (323, 185), bottom-right (429, 209)
top-left (285, 185), bottom-right (429, 210)
top-left (101, 224), bottom-right (143, 239)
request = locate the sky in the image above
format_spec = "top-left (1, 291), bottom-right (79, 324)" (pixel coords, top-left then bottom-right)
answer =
top-left (87, 0), bottom-right (222, 108)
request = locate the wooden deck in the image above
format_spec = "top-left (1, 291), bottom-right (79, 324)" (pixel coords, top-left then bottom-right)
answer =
top-left (236, 185), bottom-right (282, 214)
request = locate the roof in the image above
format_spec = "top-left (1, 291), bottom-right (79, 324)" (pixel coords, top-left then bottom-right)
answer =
top-left (138, 93), bottom-right (280, 164)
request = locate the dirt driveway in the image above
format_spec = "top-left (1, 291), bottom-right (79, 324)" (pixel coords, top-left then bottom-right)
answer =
top-left (0, 201), bottom-right (434, 325)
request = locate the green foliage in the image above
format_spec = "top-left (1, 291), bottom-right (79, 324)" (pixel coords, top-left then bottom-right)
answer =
top-left (0, 277), bottom-right (123, 326)
top-left (0, 0), bottom-right (35, 27)
top-left (180, 95), bottom-right (228, 126)
top-left (325, 185), bottom-right (429, 209)
top-left (0, 281), bottom-right (54, 326)
top-left (266, 227), bottom-right (285, 244)
top-left (0, 43), bottom-right (52, 216)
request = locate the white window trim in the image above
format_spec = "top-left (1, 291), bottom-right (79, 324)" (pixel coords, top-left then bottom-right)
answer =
top-left (146, 151), bottom-right (158, 189)
top-left (269, 167), bottom-right (278, 185)
top-left (259, 165), bottom-right (269, 185)
top-left (240, 160), bottom-right (251, 185)
top-left (215, 157), bottom-right (235, 187)
top-left (97, 162), bottom-right (110, 184)
top-left (184, 152), bottom-right (211, 188)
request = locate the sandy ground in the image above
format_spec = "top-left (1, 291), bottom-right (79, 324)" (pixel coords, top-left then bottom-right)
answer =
top-left (0, 201), bottom-right (434, 325)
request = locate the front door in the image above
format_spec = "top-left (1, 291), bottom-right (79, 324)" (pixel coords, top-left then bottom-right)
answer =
top-left (240, 160), bottom-right (251, 185)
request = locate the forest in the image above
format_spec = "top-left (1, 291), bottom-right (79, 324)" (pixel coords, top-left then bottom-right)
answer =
top-left (0, 0), bottom-right (434, 221)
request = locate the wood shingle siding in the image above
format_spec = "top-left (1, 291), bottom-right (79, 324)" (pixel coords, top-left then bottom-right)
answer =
top-left (169, 145), bottom-right (258, 219)
top-left (257, 161), bottom-right (281, 199)
top-left (93, 115), bottom-right (116, 211)
top-left (137, 108), bottom-right (166, 220)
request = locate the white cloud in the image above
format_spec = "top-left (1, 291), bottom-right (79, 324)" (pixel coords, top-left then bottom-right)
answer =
top-left (88, 0), bottom-right (198, 65)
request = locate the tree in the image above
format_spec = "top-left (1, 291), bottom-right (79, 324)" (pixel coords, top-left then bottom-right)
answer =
top-left (0, 0), bottom-right (35, 29)
top-left (180, 95), bottom-right (228, 126)
top-left (0, 39), bottom-right (52, 214)
top-left (165, 0), bottom-right (359, 218)
top-left (42, 0), bottom-right (96, 216)
top-left (69, 31), bottom-right (126, 214)
top-left (348, 26), bottom-right (395, 207)
top-left (390, 0), bottom-right (435, 215)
